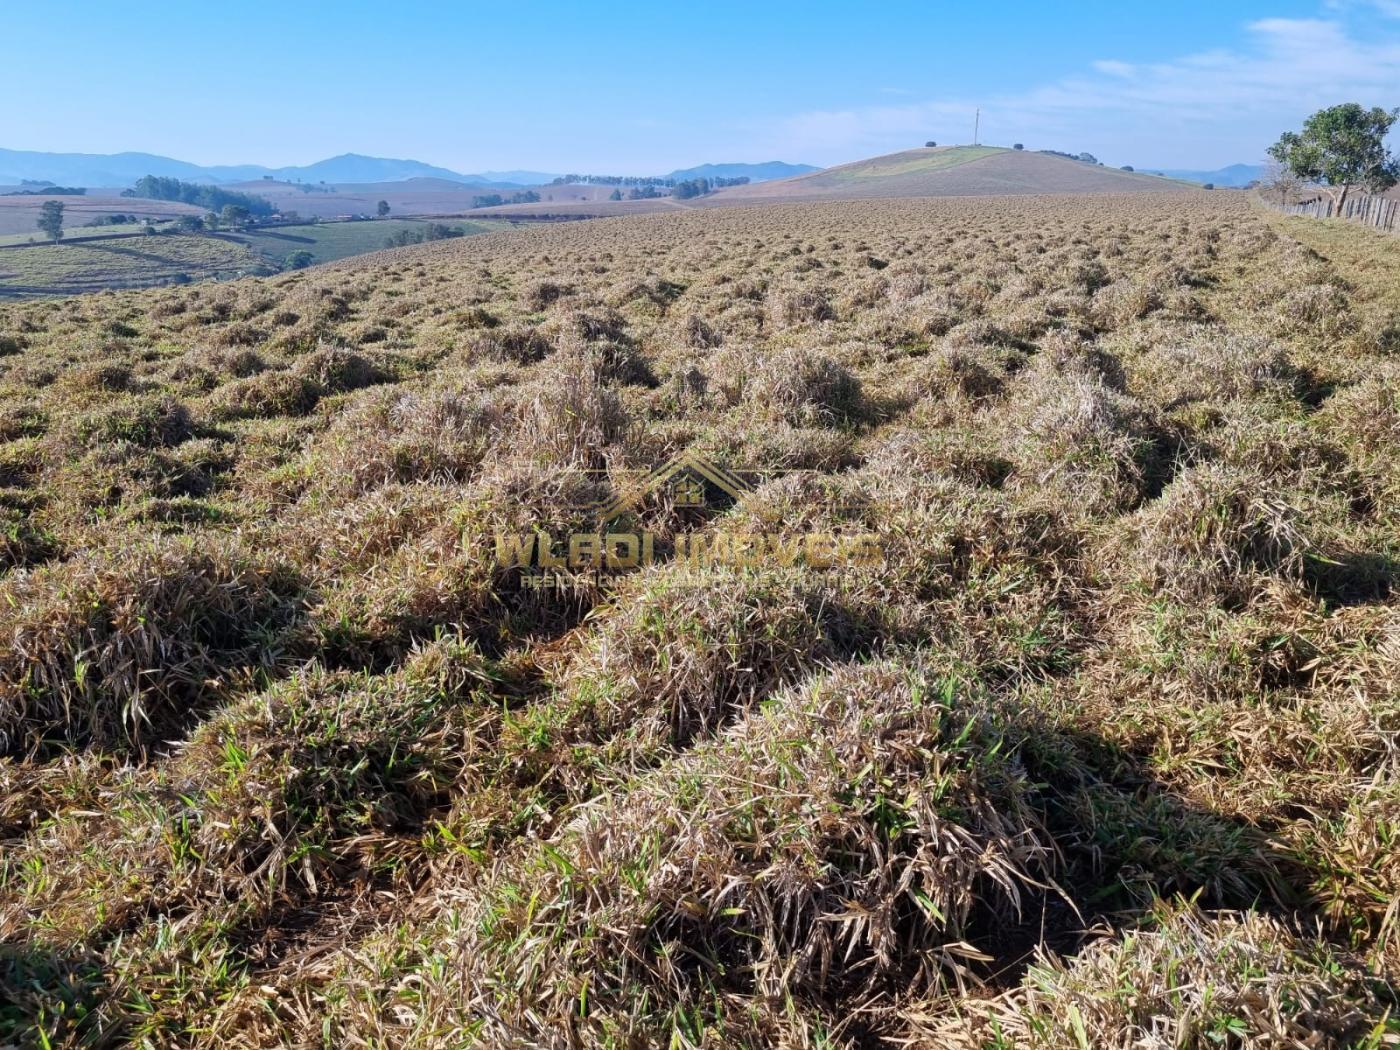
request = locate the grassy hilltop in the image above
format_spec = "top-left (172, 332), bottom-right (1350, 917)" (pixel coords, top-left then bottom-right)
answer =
top-left (0, 191), bottom-right (1397, 1047)
top-left (710, 145), bottom-right (1193, 201)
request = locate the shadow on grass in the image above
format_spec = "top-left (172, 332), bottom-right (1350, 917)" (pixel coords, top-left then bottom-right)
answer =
top-left (246, 232), bottom-right (316, 245)
top-left (84, 242), bottom-right (190, 267)
top-left (1305, 548), bottom-right (1398, 607)
top-left (0, 941), bottom-right (114, 1048)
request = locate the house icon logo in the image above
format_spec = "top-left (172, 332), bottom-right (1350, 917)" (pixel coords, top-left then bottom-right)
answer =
top-left (593, 451), bottom-right (753, 523)
top-left (490, 451), bottom-right (882, 582)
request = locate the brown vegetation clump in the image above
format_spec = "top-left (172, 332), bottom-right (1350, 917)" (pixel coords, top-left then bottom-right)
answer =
top-left (1126, 462), bottom-right (1307, 603)
top-left (312, 385), bottom-right (503, 493)
top-left (0, 535), bottom-right (300, 753)
top-left (207, 367), bottom-right (322, 420)
top-left (739, 346), bottom-right (864, 425)
top-left (767, 280), bottom-right (835, 327)
top-left (515, 351), bottom-right (633, 468)
top-left (545, 563), bottom-right (862, 761)
top-left (1009, 370), bottom-right (1166, 512)
top-left (1128, 324), bottom-right (1301, 410)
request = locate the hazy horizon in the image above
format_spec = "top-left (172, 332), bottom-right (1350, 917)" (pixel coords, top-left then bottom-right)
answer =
top-left (5, 1), bottom-right (1398, 174)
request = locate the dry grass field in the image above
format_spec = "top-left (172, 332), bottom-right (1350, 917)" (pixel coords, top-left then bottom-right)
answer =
top-left (0, 235), bottom-right (266, 298)
top-left (0, 189), bottom-right (1397, 1048)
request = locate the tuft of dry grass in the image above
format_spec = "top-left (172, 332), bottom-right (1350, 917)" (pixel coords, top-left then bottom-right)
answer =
top-left (0, 535), bottom-right (301, 754)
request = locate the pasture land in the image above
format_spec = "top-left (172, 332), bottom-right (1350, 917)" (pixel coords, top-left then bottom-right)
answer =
top-left (0, 194), bottom-right (205, 236)
top-left (0, 191), bottom-right (1396, 1047)
top-left (226, 217), bottom-right (507, 268)
top-left (821, 143), bottom-right (1004, 180)
top-left (0, 234), bottom-right (263, 297)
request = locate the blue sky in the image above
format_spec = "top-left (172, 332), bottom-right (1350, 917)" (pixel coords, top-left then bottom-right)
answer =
top-left (4, 1), bottom-right (1398, 173)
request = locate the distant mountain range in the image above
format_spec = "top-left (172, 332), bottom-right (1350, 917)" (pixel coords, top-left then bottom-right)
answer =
top-left (663, 161), bottom-right (819, 182)
top-left (0, 149), bottom-right (500, 188)
top-left (1148, 163), bottom-right (1265, 187)
top-left (2, 145), bottom-right (1260, 195)
top-left (0, 149), bottom-right (817, 190)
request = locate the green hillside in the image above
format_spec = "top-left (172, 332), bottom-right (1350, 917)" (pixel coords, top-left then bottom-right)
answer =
top-left (229, 218), bottom-right (506, 268)
top-left (711, 145), bottom-right (1194, 202)
top-left (823, 145), bottom-right (1004, 181)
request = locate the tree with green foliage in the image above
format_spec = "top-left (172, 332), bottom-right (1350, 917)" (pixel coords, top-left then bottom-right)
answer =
top-left (377, 200), bottom-right (390, 217)
top-left (609, 188), bottom-right (623, 201)
top-left (284, 250), bottom-right (314, 270)
top-left (221, 204), bottom-right (250, 229)
top-left (1268, 103), bottom-right (1400, 211)
top-left (37, 200), bottom-right (64, 242)
top-left (124, 175), bottom-right (274, 217)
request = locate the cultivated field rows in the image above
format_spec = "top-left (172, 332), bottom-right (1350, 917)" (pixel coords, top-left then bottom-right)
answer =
top-left (0, 191), bottom-right (1397, 1046)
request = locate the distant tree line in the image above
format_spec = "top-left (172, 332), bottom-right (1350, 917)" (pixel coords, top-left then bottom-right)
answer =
top-left (672, 176), bottom-right (749, 199)
top-left (4, 186), bottom-right (86, 196)
top-left (121, 176), bottom-right (275, 217)
top-left (552, 174), bottom-right (675, 187)
top-left (470, 190), bottom-right (541, 208)
top-left (1039, 149), bottom-right (1102, 165)
top-left (85, 213), bottom-right (139, 226)
top-left (384, 223), bottom-right (468, 248)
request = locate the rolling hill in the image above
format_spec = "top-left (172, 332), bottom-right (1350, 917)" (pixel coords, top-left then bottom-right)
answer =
top-left (707, 145), bottom-right (1192, 202)
top-left (464, 146), bottom-right (1197, 218)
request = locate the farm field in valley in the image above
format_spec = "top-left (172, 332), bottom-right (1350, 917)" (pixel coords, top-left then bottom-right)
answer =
top-left (0, 190), bottom-right (1397, 1047)
top-left (226, 217), bottom-right (508, 268)
top-left (0, 220), bottom-right (508, 298)
top-left (0, 234), bottom-right (263, 297)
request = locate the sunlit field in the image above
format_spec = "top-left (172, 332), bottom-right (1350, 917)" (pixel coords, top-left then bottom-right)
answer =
top-left (0, 190), bottom-right (1397, 1047)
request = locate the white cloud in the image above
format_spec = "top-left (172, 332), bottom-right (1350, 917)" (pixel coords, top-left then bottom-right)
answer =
top-left (1092, 60), bottom-right (1136, 77)
top-left (770, 12), bottom-right (1400, 168)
